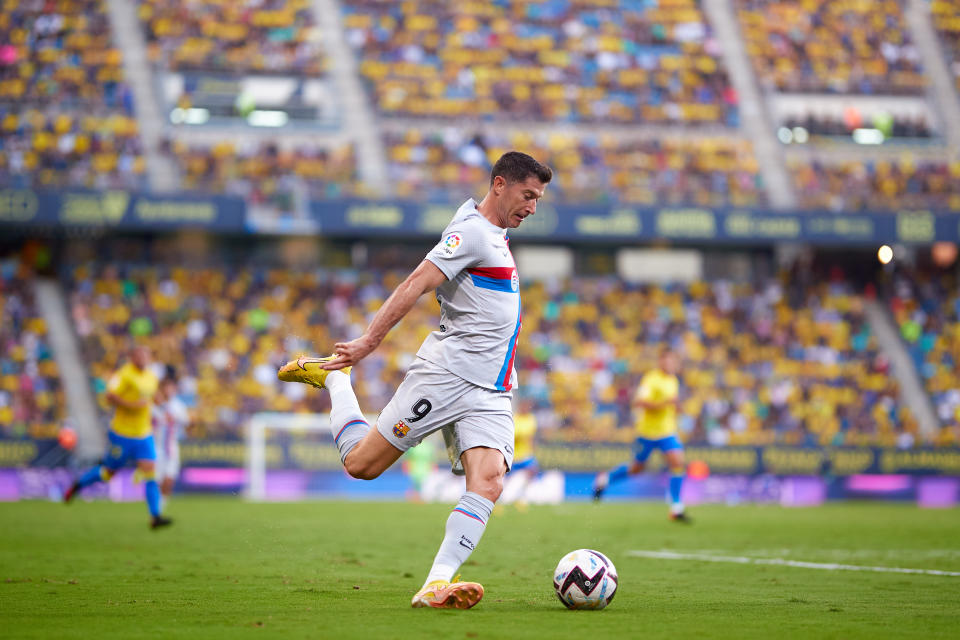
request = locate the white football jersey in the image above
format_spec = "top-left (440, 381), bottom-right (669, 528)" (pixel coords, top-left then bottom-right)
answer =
top-left (418, 199), bottom-right (522, 391)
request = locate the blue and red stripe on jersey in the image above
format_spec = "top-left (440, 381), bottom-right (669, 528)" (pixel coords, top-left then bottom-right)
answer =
top-left (495, 307), bottom-right (522, 392)
top-left (467, 267), bottom-right (517, 293)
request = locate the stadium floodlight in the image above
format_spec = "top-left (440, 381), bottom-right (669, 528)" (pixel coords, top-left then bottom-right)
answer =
top-left (246, 110), bottom-right (289, 127)
top-left (169, 108), bottom-right (210, 125)
top-left (853, 128), bottom-right (884, 145)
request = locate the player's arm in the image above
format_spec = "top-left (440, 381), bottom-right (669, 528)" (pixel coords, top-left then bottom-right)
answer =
top-left (324, 260), bottom-right (447, 369)
top-left (631, 377), bottom-right (675, 411)
top-left (105, 371), bottom-right (147, 410)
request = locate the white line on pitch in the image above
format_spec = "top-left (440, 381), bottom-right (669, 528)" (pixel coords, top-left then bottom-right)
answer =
top-left (626, 550), bottom-right (960, 577)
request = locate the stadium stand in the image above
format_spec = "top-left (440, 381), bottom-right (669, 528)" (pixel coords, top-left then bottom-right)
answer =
top-left (517, 272), bottom-right (916, 448)
top-left (790, 158), bottom-right (960, 212)
top-left (778, 111), bottom-right (933, 140)
top-left (887, 268), bottom-right (960, 446)
top-left (386, 129), bottom-right (765, 206)
top-left (736, 0), bottom-right (926, 95)
top-left (930, 0), bottom-right (960, 92)
top-left (343, 0), bottom-right (738, 125)
top-left (165, 139), bottom-right (358, 201)
top-left (64, 257), bottom-right (925, 448)
top-left (0, 0), bottom-right (146, 189)
top-left (138, 0), bottom-right (326, 75)
top-left (0, 252), bottom-right (63, 441)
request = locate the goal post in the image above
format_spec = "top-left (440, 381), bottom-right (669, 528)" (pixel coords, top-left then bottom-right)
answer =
top-left (244, 411), bottom-right (374, 501)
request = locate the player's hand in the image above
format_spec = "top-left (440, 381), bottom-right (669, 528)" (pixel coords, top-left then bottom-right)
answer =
top-left (323, 335), bottom-right (379, 369)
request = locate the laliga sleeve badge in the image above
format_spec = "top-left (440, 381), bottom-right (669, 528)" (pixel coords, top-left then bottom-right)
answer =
top-left (439, 233), bottom-right (463, 256)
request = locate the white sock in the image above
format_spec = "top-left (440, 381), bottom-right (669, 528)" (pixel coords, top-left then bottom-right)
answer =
top-left (423, 492), bottom-right (494, 587)
top-left (326, 371), bottom-right (369, 463)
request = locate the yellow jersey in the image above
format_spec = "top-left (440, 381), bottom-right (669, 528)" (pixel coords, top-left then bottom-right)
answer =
top-left (513, 412), bottom-right (537, 461)
top-left (107, 362), bottom-right (158, 438)
top-left (634, 369), bottom-right (679, 439)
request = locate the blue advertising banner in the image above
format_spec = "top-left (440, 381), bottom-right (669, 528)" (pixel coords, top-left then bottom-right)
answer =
top-left (0, 189), bottom-right (246, 232)
top-left (309, 200), bottom-right (958, 246)
top-left (0, 186), bottom-right (957, 245)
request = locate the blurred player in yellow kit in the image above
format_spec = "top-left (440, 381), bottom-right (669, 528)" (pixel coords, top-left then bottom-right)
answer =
top-left (501, 399), bottom-right (538, 505)
top-left (65, 346), bottom-right (172, 529)
top-left (593, 349), bottom-right (689, 522)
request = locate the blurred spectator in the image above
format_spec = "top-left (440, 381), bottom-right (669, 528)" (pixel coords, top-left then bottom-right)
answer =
top-left (344, 0), bottom-right (738, 125)
top-left (0, 255), bottom-right (64, 441)
top-left (791, 159), bottom-right (960, 212)
top-left (387, 128), bottom-right (764, 206)
top-left (166, 139), bottom-right (358, 202)
top-left (930, 0), bottom-right (960, 92)
top-left (0, 0), bottom-right (145, 189)
top-left (737, 0), bottom-right (925, 95)
top-left (139, 0), bottom-right (326, 75)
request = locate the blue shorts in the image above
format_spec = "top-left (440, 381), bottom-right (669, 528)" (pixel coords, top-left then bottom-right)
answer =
top-left (633, 435), bottom-right (683, 464)
top-left (511, 457), bottom-right (538, 472)
top-left (103, 431), bottom-right (156, 469)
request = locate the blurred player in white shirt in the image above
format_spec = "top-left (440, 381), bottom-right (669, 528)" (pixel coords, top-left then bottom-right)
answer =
top-left (153, 373), bottom-right (189, 502)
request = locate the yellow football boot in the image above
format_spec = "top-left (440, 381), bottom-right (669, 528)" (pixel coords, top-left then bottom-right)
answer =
top-left (411, 576), bottom-right (484, 609)
top-left (277, 355), bottom-right (351, 390)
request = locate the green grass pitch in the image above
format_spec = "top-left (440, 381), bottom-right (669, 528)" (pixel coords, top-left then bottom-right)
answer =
top-left (2, 498), bottom-right (959, 639)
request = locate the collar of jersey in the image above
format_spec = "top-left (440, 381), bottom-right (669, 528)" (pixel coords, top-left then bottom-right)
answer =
top-left (460, 198), bottom-right (509, 239)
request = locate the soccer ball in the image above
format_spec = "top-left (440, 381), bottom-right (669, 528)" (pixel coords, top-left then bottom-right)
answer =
top-left (553, 549), bottom-right (618, 610)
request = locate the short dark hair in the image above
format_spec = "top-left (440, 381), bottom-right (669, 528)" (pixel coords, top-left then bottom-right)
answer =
top-left (490, 151), bottom-right (552, 187)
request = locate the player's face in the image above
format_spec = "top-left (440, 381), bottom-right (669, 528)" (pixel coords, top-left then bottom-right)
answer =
top-left (660, 352), bottom-right (679, 375)
top-left (131, 347), bottom-right (151, 369)
top-left (495, 175), bottom-right (546, 228)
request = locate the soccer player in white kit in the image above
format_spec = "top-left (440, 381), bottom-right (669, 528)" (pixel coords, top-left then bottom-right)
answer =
top-left (153, 374), bottom-right (189, 504)
top-left (278, 151), bottom-right (552, 609)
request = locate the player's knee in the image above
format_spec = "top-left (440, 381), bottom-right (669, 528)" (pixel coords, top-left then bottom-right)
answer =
top-left (470, 473), bottom-right (503, 503)
top-left (343, 455), bottom-right (383, 481)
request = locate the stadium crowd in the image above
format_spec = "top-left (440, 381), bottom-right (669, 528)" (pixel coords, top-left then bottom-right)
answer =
top-left (887, 267), bottom-right (960, 446)
top-left (930, 0), bottom-right (960, 93)
top-left (386, 129), bottom-right (765, 206)
top-left (0, 0), bottom-right (146, 189)
top-left (165, 139), bottom-right (358, 203)
top-left (790, 159), bottom-right (960, 212)
top-left (138, 0), bottom-right (326, 75)
top-left (343, 0), bottom-right (737, 125)
top-left (63, 257), bottom-right (929, 449)
top-left (0, 252), bottom-right (63, 441)
top-left (736, 0), bottom-right (925, 95)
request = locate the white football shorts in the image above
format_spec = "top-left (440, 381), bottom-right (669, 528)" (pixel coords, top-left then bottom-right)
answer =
top-left (376, 358), bottom-right (515, 473)
top-left (154, 438), bottom-right (180, 482)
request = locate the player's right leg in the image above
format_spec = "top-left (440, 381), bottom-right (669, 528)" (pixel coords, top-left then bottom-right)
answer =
top-left (64, 433), bottom-right (127, 502)
top-left (593, 438), bottom-right (650, 501)
top-left (278, 355), bottom-right (403, 479)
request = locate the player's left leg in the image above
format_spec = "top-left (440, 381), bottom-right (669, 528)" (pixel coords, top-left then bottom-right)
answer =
top-left (413, 446), bottom-right (504, 609)
top-left (134, 435), bottom-right (172, 529)
top-left (663, 441), bottom-right (690, 522)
